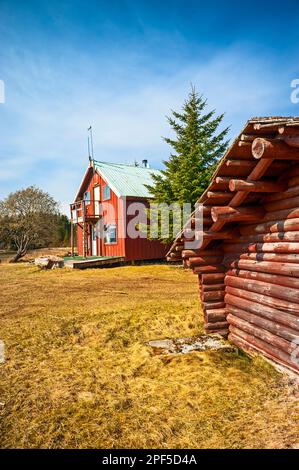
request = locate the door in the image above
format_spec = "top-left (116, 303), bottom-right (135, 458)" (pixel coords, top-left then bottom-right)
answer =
top-left (94, 186), bottom-right (100, 216)
top-left (91, 225), bottom-right (97, 256)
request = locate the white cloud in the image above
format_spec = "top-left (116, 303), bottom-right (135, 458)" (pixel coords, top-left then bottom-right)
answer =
top-left (0, 42), bottom-right (294, 212)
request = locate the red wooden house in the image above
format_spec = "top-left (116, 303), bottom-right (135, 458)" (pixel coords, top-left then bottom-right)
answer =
top-left (70, 159), bottom-right (168, 261)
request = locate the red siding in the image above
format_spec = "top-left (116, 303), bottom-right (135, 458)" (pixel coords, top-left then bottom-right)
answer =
top-left (76, 168), bottom-right (168, 261)
top-left (124, 198), bottom-right (169, 261)
top-left (77, 224), bottom-right (83, 255)
top-left (100, 180), bottom-right (125, 258)
top-left (76, 170), bottom-right (125, 257)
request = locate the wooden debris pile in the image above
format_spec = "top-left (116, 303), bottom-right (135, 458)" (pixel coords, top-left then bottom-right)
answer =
top-left (35, 256), bottom-right (64, 269)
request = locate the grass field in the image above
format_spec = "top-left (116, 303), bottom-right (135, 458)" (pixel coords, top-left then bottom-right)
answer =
top-left (0, 247), bottom-right (71, 264)
top-left (0, 263), bottom-right (298, 448)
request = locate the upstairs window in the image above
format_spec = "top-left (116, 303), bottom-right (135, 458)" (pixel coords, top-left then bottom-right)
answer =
top-left (84, 191), bottom-right (91, 205)
top-left (103, 185), bottom-right (111, 201)
top-left (104, 223), bottom-right (117, 244)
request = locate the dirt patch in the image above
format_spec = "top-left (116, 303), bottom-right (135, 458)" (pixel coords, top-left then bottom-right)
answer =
top-left (147, 334), bottom-right (237, 355)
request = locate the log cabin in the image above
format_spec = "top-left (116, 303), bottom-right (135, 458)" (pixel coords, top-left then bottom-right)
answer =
top-left (167, 116), bottom-right (299, 373)
top-left (71, 159), bottom-right (168, 261)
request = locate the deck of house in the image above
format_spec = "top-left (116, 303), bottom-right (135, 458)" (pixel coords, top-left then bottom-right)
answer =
top-left (64, 255), bottom-right (125, 269)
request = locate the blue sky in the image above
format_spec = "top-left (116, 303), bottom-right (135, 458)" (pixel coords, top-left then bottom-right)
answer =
top-left (1, 0), bottom-right (299, 213)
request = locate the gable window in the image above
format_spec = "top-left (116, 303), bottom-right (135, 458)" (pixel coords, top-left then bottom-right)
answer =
top-left (84, 191), bottom-right (91, 205)
top-left (103, 185), bottom-right (111, 201)
top-left (104, 223), bottom-right (117, 244)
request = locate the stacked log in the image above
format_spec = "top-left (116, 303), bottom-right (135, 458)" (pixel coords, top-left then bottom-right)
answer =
top-left (191, 162), bottom-right (299, 355)
top-left (206, 176), bottom-right (299, 369)
top-left (166, 121), bottom-right (299, 373)
top-left (222, 162), bottom-right (299, 371)
top-left (199, 269), bottom-right (228, 335)
top-left (189, 248), bottom-right (228, 335)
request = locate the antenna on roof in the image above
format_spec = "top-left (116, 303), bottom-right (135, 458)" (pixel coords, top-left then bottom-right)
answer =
top-left (87, 135), bottom-right (91, 160)
top-left (87, 126), bottom-right (94, 161)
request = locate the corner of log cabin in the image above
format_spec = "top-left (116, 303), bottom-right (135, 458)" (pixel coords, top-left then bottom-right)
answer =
top-left (166, 116), bottom-right (299, 374)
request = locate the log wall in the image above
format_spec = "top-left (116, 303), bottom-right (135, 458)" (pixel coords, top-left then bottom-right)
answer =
top-left (222, 167), bottom-right (299, 372)
top-left (167, 118), bottom-right (299, 373)
top-left (182, 246), bottom-right (228, 336)
top-left (190, 165), bottom-right (299, 372)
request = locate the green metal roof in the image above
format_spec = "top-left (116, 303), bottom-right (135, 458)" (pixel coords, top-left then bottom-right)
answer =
top-left (93, 160), bottom-right (161, 198)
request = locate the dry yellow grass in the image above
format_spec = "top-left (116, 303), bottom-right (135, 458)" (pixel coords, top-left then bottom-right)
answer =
top-left (0, 247), bottom-right (71, 263)
top-left (0, 263), bottom-right (298, 449)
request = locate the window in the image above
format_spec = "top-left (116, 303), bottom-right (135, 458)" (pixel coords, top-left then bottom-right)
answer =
top-left (104, 223), bottom-right (117, 244)
top-left (71, 209), bottom-right (77, 222)
top-left (103, 185), bottom-right (111, 201)
top-left (84, 191), bottom-right (91, 205)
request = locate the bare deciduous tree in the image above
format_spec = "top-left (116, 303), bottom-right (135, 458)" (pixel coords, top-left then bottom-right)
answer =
top-left (0, 186), bottom-right (59, 262)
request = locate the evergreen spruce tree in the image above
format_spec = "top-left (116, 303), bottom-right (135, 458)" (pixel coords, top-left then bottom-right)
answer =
top-left (147, 86), bottom-right (230, 241)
